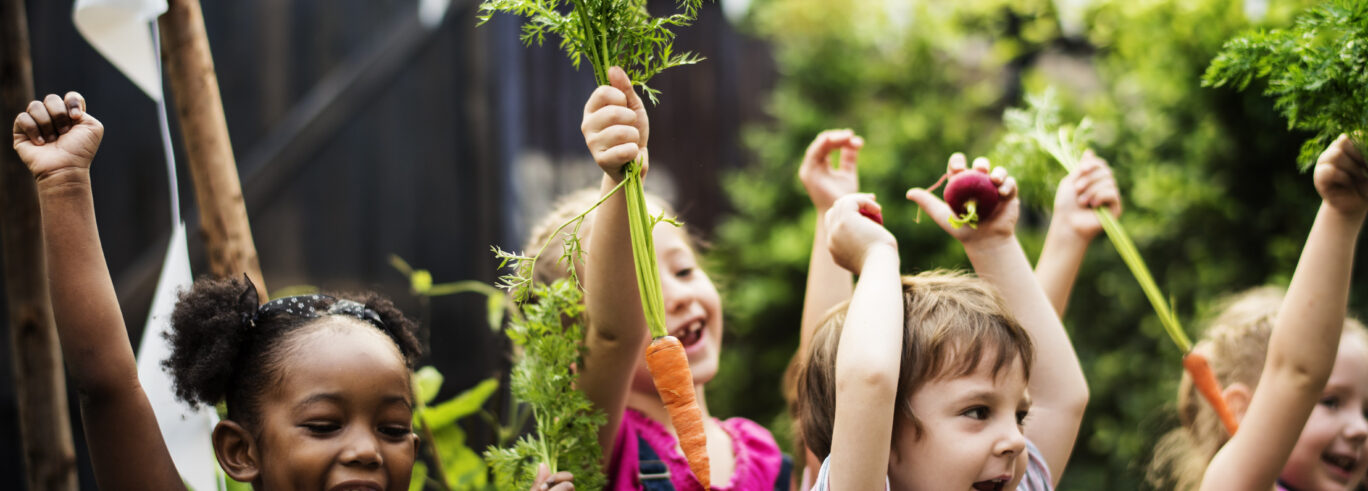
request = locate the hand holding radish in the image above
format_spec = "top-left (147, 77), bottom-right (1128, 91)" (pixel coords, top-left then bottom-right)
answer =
top-left (825, 193), bottom-right (896, 273)
top-left (800, 129), bottom-right (863, 211)
top-left (1313, 134), bottom-right (1368, 218)
top-left (906, 153), bottom-right (1019, 245)
top-left (1052, 150), bottom-right (1122, 240)
top-left (12, 92), bottom-right (103, 183)
top-left (581, 66), bottom-right (649, 182)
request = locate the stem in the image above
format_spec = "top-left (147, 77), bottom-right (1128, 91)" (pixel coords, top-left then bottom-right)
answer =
top-left (622, 162), bottom-right (670, 339)
top-left (1094, 209), bottom-right (1191, 352)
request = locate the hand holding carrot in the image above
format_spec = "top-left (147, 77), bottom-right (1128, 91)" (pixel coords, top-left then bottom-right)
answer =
top-left (531, 463), bottom-right (575, 491)
top-left (581, 66), bottom-right (649, 181)
top-left (825, 193), bottom-right (896, 274)
top-left (12, 92), bottom-right (103, 182)
top-left (800, 129), bottom-right (863, 211)
top-left (1313, 134), bottom-right (1368, 218)
top-left (905, 153), bottom-right (1020, 246)
top-left (1053, 150), bottom-right (1122, 240)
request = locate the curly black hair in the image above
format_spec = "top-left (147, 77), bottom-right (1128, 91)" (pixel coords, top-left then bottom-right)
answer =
top-left (162, 276), bottom-right (422, 425)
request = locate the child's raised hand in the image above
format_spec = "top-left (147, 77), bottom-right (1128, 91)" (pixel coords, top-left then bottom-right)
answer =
top-left (799, 129), bottom-right (863, 210)
top-left (1313, 134), bottom-right (1368, 218)
top-left (581, 66), bottom-right (649, 181)
top-left (12, 92), bottom-right (103, 181)
top-left (1052, 149), bottom-right (1122, 240)
top-left (530, 463), bottom-right (574, 491)
top-left (824, 193), bottom-right (896, 273)
top-left (905, 153), bottom-right (1019, 245)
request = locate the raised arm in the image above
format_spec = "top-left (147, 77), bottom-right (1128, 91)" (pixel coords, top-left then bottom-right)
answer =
top-left (906, 154), bottom-right (1088, 485)
top-left (797, 130), bottom-right (862, 376)
top-left (823, 194), bottom-right (902, 491)
top-left (1034, 150), bottom-right (1121, 317)
top-left (13, 93), bottom-right (184, 490)
top-left (579, 66), bottom-right (654, 456)
top-left (1202, 135), bottom-right (1368, 491)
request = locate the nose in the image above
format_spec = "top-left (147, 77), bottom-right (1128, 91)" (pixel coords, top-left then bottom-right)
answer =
top-left (340, 429), bottom-right (383, 467)
top-left (994, 421), bottom-right (1027, 458)
top-left (1344, 412), bottom-right (1368, 446)
top-left (661, 271), bottom-right (690, 315)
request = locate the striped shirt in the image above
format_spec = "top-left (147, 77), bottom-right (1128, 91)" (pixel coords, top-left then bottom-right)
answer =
top-left (809, 439), bottom-right (1053, 491)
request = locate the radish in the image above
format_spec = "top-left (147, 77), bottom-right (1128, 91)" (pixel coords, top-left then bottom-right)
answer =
top-left (859, 206), bottom-right (884, 225)
top-left (943, 171), bottom-right (999, 229)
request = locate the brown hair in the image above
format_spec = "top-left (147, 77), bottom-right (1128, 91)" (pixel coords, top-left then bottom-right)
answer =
top-left (1147, 286), bottom-right (1368, 490)
top-left (795, 270), bottom-right (1035, 460)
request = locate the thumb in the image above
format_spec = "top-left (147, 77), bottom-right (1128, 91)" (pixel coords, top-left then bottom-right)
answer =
top-left (607, 66), bottom-right (643, 110)
top-left (906, 187), bottom-right (953, 228)
top-left (536, 463), bottom-right (550, 482)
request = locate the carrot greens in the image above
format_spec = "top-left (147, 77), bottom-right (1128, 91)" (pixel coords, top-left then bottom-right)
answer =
top-left (1203, 0), bottom-right (1368, 169)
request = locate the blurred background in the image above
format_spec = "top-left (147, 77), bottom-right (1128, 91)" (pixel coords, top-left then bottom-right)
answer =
top-left (2, 0), bottom-right (1364, 489)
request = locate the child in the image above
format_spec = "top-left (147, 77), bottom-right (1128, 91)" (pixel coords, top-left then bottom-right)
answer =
top-left (800, 155), bottom-right (1089, 490)
top-left (551, 66), bottom-right (788, 490)
top-left (12, 93), bottom-right (427, 490)
top-left (1149, 134), bottom-right (1368, 491)
top-left (790, 133), bottom-right (1119, 487)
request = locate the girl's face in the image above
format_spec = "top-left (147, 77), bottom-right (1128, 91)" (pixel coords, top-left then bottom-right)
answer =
top-left (250, 320), bottom-right (418, 491)
top-left (1281, 333), bottom-right (1368, 491)
top-left (631, 224), bottom-right (724, 393)
top-left (888, 353), bottom-right (1031, 491)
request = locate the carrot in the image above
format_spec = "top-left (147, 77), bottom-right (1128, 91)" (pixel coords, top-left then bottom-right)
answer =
top-left (1183, 351), bottom-right (1240, 436)
top-left (646, 335), bottom-right (711, 490)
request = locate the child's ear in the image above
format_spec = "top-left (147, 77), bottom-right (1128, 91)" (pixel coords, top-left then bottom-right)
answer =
top-left (1222, 382), bottom-right (1253, 423)
top-left (213, 420), bottom-right (260, 483)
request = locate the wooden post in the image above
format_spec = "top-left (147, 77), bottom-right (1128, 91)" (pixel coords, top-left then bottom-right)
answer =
top-left (0, 0), bottom-right (79, 488)
top-left (158, 0), bottom-right (268, 298)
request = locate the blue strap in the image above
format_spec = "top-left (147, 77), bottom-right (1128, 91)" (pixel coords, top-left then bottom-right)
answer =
top-left (637, 435), bottom-right (675, 491)
top-left (774, 453), bottom-right (793, 491)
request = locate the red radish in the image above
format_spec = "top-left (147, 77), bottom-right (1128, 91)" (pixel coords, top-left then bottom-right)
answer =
top-left (943, 171), bottom-right (999, 229)
top-left (859, 207), bottom-right (884, 225)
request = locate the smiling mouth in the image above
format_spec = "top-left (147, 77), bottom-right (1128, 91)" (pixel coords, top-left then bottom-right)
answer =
top-left (674, 319), bottom-right (704, 348)
top-left (1324, 452), bottom-right (1359, 477)
top-left (971, 478), bottom-right (1006, 491)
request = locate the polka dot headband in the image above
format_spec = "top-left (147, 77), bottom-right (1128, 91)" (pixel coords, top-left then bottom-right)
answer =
top-left (237, 274), bottom-right (385, 329)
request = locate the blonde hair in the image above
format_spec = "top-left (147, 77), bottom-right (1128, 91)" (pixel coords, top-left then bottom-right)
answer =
top-left (795, 270), bottom-right (1035, 460)
top-left (1147, 286), bottom-right (1368, 490)
top-left (523, 187), bottom-right (686, 286)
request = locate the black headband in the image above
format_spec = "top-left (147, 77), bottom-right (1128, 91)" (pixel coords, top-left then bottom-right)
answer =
top-left (237, 274), bottom-right (385, 329)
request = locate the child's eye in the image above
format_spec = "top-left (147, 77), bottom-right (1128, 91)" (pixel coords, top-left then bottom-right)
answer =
top-left (1321, 396), bottom-right (1341, 409)
top-left (1015, 410), bottom-right (1029, 426)
top-left (380, 425), bottom-right (413, 438)
top-left (962, 406), bottom-right (989, 420)
top-left (675, 267), bottom-right (694, 278)
top-left (301, 422), bottom-right (340, 434)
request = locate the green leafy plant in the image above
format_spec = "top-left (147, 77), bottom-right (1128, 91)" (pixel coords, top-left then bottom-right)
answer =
top-left (1203, 0), bottom-right (1368, 169)
top-left (411, 369), bottom-right (501, 491)
top-left (482, 278), bottom-right (607, 490)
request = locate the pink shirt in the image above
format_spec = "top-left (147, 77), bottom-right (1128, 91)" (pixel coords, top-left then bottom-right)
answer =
top-left (607, 408), bottom-right (785, 491)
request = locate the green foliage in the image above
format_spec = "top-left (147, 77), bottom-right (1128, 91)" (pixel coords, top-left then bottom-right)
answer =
top-left (714, 0), bottom-right (1364, 488)
top-left (483, 278), bottom-right (607, 491)
top-left (412, 368), bottom-right (500, 491)
top-left (1203, 0), bottom-right (1368, 169)
top-left (477, 0), bottom-right (704, 101)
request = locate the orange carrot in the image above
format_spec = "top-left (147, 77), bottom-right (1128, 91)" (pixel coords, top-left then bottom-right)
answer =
top-left (645, 335), bottom-right (711, 490)
top-left (1183, 351), bottom-right (1239, 436)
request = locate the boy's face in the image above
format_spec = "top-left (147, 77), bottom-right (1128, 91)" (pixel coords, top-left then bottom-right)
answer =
top-left (888, 353), bottom-right (1031, 491)
top-left (631, 223), bottom-right (724, 393)
top-left (1281, 333), bottom-right (1368, 491)
top-left (246, 320), bottom-right (418, 491)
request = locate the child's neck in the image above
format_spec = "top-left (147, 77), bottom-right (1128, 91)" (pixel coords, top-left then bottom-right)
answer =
top-left (627, 383), bottom-right (713, 432)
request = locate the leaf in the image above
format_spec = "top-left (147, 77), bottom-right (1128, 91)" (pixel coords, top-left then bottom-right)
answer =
top-left (414, 366), bottom-right (445, 406)
top-left (426, 378), bottom-right (500, 428)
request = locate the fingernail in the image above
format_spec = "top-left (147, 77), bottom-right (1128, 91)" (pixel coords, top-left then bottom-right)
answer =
top-left (35, 136), bottom-right (43, 144)
top-left (71, 108), bottom-right (83, 119)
